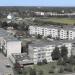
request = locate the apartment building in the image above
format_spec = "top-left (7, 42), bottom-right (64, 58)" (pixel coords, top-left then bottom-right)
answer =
top-left (43, 26), bottom-right (58, 38)
top-left (0, 28), bottom-right (21, 57)
top-left (59, 29), bottom-right (68, 39)
top-left (68, 30), bottom-right (75, 40)
top-left (34, 11), bottom-right (75, 17)
top-left (29, 25), bottom-right (75, 40)
top-left (29, 25), bottom-right (43, 35)
top-left (28, 40), bottom-right (72, 64)
top-left (29, 25), bottom-right (58, 38)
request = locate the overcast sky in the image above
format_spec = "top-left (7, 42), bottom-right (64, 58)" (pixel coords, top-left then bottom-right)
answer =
top-left (0, 0), bottom-right (75, 6)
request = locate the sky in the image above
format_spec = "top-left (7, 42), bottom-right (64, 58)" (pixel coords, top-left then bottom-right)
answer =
top-left (0, 0), bottom-right (75, 6)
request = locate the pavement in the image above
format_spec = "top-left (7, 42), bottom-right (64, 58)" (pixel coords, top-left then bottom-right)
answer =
top-left (0, 53), bottom-right (14, 75)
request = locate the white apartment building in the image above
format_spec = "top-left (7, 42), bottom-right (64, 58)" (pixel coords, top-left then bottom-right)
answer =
top-left (0, 28), bottom-right (21, 57)
top-left (43, 27), bottom-right (58, 38)
top-left (29, 25), bottom-right (58, 38)
top-left (68, 30), bottom-right (75, 40)
top-left (28, 40), bottom-right (72, 64)
top-left (29, 25), bottom-right (44, 35)
top-left (29, 25), bottom-right (75, 40)
top-left (59, 27), bottom-right (75, 40)
top-left (59, 29), bottom-right (68, 39)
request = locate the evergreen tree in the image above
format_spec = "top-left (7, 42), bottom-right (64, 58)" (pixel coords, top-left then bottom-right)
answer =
top-left (61, 46), bottom-right (68, 57)
top-left (51, 47), bottom-right (61, 60)
top-left (61, 46), bottom-right (68, 63)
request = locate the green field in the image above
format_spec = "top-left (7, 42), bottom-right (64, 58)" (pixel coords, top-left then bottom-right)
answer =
top-left (34, 62), bottom-right (61, 75)
top-left (39, 18), bottom-right (75, 25)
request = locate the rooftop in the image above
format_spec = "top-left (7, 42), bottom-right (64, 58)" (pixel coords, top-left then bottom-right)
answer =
top-left (29, 39), bottom-right (75, 47)
top-left (30, 25), bottom-right (75, 31)
top-left (12, 53), bottom-right (33, 65)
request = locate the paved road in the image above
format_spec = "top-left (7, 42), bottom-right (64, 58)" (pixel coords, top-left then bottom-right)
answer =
top-left (0, 53), bottom-right (14, 75)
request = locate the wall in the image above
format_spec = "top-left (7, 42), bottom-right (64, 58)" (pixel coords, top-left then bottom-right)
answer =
top-left (6, 41), bottom-right (21, 57)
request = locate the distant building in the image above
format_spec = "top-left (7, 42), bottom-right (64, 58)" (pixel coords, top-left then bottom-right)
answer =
top-left (6, 13), bottom-right (23, 23)
top-left (34, 12), bottom-right (45, 16)
top-left (7, 13), bottom-right (14, 20)
top-left (7, 13), bottom-right (15, 23)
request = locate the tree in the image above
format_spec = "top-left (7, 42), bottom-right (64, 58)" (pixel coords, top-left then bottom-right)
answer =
top-left (42, 59), bottom-right (47, 64)
top-left (47, 35), bottom-right (52, 38)
top-left (69, 56), bottom-right (75, 65)
top-left (51, 47), bottom-right (61, 61)
top-left (36, 34), bottom-right (43, 39)
top-left (61, 46), bottom-right (68, 58)
top-left (2, 22), bottom-right (8, 28)
top-left (60, 46), bottom-right (68, 64)
top-left (14, 62), bottom-right (23, 74)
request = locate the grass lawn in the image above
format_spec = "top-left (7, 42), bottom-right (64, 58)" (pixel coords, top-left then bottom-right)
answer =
top-left (14, 62), bottom-right (75, 75)
top-left (38, 18), bottom-right (75, 25)
top-left (34, 62), bottom-right (75, 75)
top-left (34, 62), bottom-right (61, 75)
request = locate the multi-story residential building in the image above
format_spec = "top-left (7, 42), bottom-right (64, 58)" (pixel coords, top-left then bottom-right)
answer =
top-left (29, 25), bottom-right (75, 40)
top-left (68, 30), bottom-right (75, 40)
top-left (28, 40), bottom-right (72, 64)
top-left (29, 25), bottom-right (58, 38)
top-left (0, 28), bottom-right (21, 57)
top-left (43, 26), bottom-right (58, 38)
top-left (29, 25), bottom-right (44, 36)
top-left (59, 29), bottom-right (68, 39)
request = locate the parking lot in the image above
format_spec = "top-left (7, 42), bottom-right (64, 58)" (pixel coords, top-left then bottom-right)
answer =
top-left (0, 53), bottom-right (14, 75)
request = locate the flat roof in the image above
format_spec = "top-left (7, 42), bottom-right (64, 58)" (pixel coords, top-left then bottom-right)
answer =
top-left (30, 25), bottom-right (75, 31)
top-left (29, 39), bottom-right (74, 47)
top-left (12, 53), bottom-right (33, 64)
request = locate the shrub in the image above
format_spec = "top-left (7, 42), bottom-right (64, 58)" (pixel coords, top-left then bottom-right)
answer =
top-left (51, 65), bottom-right (56, 69)
top-left (64, 64), bottom-right (73, 72)
top-left (59, 66), bottom-right (64, 73)
top-left (49, 69), bottom-right (54, 73)
top-left (73, 66), bottom-right (75, 71)
top-left (42, 59), bottom-right (47, 64)
top-left (69, 56), bottom-right (75, 65)
top-left (57, 59), bottom-right (66, 66)
top-left (37, 62), bottom-right (42, 65)
top-left (57, 58), bottom-right (63, 65)
top-left (62, 61), bottom-right (66, 66)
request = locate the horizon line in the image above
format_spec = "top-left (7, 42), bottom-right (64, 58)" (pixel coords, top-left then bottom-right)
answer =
top-left (0, 6), bottom-right (75, 7)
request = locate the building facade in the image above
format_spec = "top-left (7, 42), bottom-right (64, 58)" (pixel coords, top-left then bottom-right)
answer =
top-left (29, 25), bottom-right (75, 40)
top-left (0, 28), bottom-right (21, 57)
top-left (28, 40), bottom-right (72, 64)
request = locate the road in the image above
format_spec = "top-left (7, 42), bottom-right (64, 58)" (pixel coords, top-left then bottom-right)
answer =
top-left (0, 53), bottom-right (14, 75)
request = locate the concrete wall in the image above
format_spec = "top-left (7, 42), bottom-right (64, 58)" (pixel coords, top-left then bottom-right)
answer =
top-left (6, 41), bottom-right (21, 57)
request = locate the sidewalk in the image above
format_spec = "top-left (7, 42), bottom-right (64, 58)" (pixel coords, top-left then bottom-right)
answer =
top-left (0, 53), bottom-right (14, 75)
